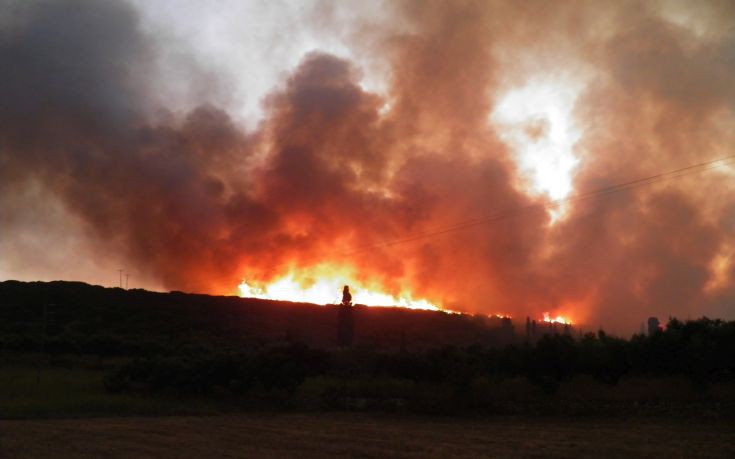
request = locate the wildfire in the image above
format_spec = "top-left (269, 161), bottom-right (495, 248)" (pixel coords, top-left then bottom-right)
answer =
top-left (542, 312), bottom-right (572, 325)
top-left (490, 314), bottom-right (512, 319)
top-left (238, 268), bottom-right (443, 311)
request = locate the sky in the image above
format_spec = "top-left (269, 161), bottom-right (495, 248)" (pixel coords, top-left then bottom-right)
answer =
top-left (1, 0), bottom-right (734, 332)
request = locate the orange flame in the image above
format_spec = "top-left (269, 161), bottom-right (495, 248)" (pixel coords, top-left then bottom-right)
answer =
top-left (542, 312), bottom-right (572, 325)
top-left (237, 265), bottom-right (444, 311)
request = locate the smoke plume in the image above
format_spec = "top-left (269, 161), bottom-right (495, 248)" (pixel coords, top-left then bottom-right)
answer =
top-left (2, 0), bottom-right (734, 331)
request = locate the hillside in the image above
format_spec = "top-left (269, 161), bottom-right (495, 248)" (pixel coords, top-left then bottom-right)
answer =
top-left (0, 280), bottom-right (513, 354)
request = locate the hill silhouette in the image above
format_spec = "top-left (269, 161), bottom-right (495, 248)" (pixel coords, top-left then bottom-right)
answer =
top-left (0, 280), bottom-right (513, 355)
top-left (3, 280), bottom-right (735, 417)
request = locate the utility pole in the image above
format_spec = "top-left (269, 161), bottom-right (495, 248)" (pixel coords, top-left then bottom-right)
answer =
top-left (125, 274), bottom-right (129, 290)
top-left (118, 269), bottom-right (124, 288)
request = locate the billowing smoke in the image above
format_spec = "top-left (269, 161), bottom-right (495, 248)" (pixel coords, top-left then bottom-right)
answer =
top-left (1, 0), bottom-right (734, 332)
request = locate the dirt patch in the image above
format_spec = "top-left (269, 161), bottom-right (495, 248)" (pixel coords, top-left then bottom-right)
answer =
top-left (1, 413), bottom-right (733, 458)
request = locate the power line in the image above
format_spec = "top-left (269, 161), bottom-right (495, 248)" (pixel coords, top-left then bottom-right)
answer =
top-left (339, 154), bottom-right (735, 256)
top-left (177, 154), bottom-right (735, 290)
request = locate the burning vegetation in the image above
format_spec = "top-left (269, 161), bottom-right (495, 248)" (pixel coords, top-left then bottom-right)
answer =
top-left (2, 0), bottom-right (735, 332)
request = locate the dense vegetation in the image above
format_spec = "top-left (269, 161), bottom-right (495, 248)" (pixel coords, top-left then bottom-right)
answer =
top-left (101, 320), bottom-right (735, 396)
top-left (2, 281), bottom-right (735, 416)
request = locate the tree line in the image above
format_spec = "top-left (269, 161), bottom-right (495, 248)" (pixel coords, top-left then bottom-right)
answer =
top-left (103, 318), bottom-right (735, 398)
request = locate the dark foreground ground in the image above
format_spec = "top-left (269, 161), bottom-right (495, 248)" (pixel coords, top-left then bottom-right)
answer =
top-left (1, 413), bottom-right (734, 459)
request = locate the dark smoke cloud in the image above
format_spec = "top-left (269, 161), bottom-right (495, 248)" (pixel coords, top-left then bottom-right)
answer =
top-left (2, 0), bottom-right (734, 332)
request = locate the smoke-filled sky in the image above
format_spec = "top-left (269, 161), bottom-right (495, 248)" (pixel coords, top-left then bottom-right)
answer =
top-left (2, 0), bottom-right (734, 332)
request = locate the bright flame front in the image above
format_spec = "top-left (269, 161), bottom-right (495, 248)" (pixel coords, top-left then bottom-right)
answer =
top-left (542, 312), bottom-right (572, 325)
top-left (238, 267), bottom-right (442, 311)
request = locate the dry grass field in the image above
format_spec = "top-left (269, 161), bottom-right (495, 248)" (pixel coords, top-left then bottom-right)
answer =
top-left (1, 413), bottom-right (734, 458)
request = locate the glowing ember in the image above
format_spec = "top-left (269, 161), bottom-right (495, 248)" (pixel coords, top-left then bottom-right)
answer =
top-left (238, 271), bottom-right (442, 311)
top-left (542, 312), bottom-right (572, 325)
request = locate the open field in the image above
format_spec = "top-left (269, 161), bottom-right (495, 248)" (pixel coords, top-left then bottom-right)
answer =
top-left (0, 365), bottom-right (225, 419)
top-left (1, 413), bottom-right (734, 458)
top-left (4, 364), bottom-right (732, 458)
